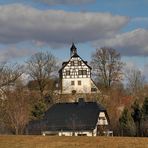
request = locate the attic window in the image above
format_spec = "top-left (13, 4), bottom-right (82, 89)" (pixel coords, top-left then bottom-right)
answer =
top-left (78, 70), bottom-right (87, 75)
top-left (71, 61), bottom-right (74, 66)
top-left (78, 61), bottom-right (81, 66)
top-left (78, 70), bottom-right (82, 75)
top-left (66, 70), bottom-right (70, 75)
top-left (82, 70), bottom-right (87, 75)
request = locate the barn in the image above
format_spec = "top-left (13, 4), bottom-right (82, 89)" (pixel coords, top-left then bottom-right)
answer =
top-left (34, 98), bottom-right (112, 136)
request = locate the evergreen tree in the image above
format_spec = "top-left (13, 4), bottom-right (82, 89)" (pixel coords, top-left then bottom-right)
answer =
top-left (131, 100), bottom-right (142, 136)
top-left (141, 97), bottom-right (148, 136)
top-left (119, 107), bottom-right (135, 136)
top-left (142, 97), bottom-right (148, 116)
top-left (31, 100), bottom-right (47, 120)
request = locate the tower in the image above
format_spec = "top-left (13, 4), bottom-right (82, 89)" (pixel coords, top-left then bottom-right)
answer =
top-left (59, 43), bottom-right (98, 94)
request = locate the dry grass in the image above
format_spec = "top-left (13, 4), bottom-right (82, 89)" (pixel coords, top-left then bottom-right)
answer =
top-left (0, 136), bottom-right (148, 148)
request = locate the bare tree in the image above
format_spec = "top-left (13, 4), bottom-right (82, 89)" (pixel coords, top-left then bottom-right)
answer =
top-left (91, 47), bottom-right (124, 88)
top-left (26, 52), bottom-right (57, 99)
top-left (0, 63), bottom-right (23, 90)
top-left (4, 82), bottom-right (30, 135)
top-left (0, 61), bottom-right (23, 126)
top-left (125, 68), bottom-right (145, 96)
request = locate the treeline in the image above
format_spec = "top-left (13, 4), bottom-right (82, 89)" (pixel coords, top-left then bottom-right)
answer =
top-left (91, 48), bottom-right (148, 137)
top-left (119, 98), bottom-right (148, 136)
top-left (0, 48), bottom-right (148, 136)
top-left (0, 52), bottom-right (58, 134)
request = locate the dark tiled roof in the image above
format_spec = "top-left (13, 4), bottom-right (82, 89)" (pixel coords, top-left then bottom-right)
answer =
top-left (70, 43), bottom-right (77, 51)
top-left (43, 101), bottom-right (106, 131)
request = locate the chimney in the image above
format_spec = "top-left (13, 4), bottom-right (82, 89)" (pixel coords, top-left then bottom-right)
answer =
top-left (78, 98), bottom-right (85, 107)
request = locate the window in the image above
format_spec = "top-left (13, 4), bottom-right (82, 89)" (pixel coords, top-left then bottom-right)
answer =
top-left (78, 80), bottom-right (81, 85)
top-left (71, 81), bottom-right (75, 85)
top-left (83, 70), bottom-right (87, 75)
top-left (78, 61), bottom-right (81, 66)
top-left (99, 117), bottom-right (106, 120)
top-left (78, 70), bottom-right (82, 75)
top-left (78, 70), bottom-right (87, 75)
top-left (66, 70), bottom-right (70, 75)
top-left (91, 88), bottom-right (97, 92)
top-left (71, 61), bottom-right (74, 66)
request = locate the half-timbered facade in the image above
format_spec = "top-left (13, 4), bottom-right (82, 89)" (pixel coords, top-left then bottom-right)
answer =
top-left (59, 43), bottom-right (98, 94)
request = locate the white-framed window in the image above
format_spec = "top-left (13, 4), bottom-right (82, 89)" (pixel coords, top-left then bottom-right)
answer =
top-left (78, 80), bottom-right (81, 85)
top-left (71, 81), bottom-right (75, 85)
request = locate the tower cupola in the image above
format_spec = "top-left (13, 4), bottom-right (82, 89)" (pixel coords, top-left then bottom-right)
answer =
top-left (70, 43), bottom-right (77, 57)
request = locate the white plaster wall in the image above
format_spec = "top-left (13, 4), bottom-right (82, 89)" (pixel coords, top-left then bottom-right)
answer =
top-left (62, 78), bottom-right (92, 94)
top-left (97, 112), bottom-right (108, 125)
top-left (59, 132), bottom-right (73, 136)
top-left (93, 126), bottom-right (97, 136)
top-left (59, 131), bottom-right (93, 136)
top-left (60, 55), bottom-right (100, 94)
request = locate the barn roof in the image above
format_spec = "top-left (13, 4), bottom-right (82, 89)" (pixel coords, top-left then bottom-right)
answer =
top-left (43, 99), bottom-right (107, 131)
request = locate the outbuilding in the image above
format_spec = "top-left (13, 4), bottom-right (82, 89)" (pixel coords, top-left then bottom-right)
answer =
top-left (40, 98), bottom-right (111, 136)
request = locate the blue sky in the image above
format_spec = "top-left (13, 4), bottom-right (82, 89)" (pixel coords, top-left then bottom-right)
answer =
top-left (0, 0), bottom-right (148, 78)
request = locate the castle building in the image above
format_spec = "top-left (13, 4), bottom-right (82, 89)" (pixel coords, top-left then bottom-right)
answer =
top-left (59, 43), bottom-right (99, 94)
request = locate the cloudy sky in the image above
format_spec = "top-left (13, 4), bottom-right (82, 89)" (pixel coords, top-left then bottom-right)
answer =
top-left (0, 0), bottom-right (148, 77)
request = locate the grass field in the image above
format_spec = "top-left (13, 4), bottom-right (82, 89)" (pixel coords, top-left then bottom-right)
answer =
top-left (0, 136), bottom-right (148, 148)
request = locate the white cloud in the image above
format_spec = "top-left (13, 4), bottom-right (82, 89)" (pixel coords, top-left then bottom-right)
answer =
top-left (93, 28), bottom-right (148, 56)
top-left (0, 4), bottom-right (129, 45)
